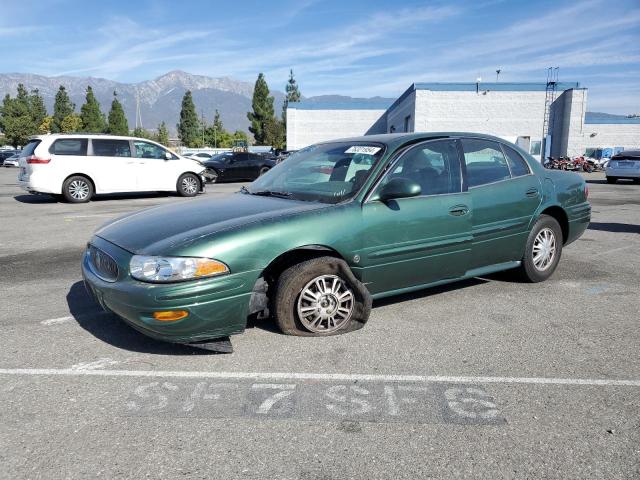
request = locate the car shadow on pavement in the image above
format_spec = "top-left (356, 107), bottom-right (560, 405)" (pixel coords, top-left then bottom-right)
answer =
top-left (14, 192), bottom-right (176, 204)
top-left (66, 281), bottom-right (216, 355)
top-left (588, 222), bottom-right (640, 234)
top-left (13, 194), bottom-right (58, 203)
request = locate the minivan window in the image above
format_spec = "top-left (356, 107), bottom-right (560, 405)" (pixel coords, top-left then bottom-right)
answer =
top-left (461, 139), bottom-right (511, 187)
top-left (134, 141), bottom-right (173, 159)
top-left (50, 139), bottom-right (87, 156)
top-left (92, 139), bottom-right (131, 157)
top-left (502, 144), bottom-right (531, 177)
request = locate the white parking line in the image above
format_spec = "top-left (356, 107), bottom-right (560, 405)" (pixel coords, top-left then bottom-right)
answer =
top-left (40, 316), bottom-right (74, 325)
top-left (0, 368), bottom-right (638, 387)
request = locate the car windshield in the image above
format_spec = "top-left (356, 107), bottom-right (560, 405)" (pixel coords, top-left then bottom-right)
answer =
top-left (245, 142), bottom-right (385, 204)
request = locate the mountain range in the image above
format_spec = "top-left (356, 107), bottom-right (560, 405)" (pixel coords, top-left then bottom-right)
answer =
top-left (0, 71), bottom-right (395, 135)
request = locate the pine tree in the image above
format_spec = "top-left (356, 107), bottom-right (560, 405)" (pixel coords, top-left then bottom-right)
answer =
top-left (177, 90), bottom-right (199, 147)
top-left (247, 73), bottom-right (275, 145)
top-left (156, 122), bottom-right (169, 146)
top-left (29, 89), bottom-right (47, 129)
top-left (0, 85), bottom-right (36, 147)
top-left (207, 109), bottom-right (224, 147)
top-left (107, 91), bottom-right (128, 135)
top-left (52, 86), bottom-right (75, 133)
top-left (282, 69), bottom-right (301, 120)
top-left (264, 117), bottom-right (285, 150)
top-left (132, 127), bottom-right (154, 139)
top-left (80, 86), bottom-right (106, 133)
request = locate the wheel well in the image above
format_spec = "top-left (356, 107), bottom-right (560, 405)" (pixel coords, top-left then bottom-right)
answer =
top-left (540, 206), bottom-right (569, 244)
top-left (261, 246), bottom-right (344, 285)
top-left (63, 173), bottom-right (95, 192)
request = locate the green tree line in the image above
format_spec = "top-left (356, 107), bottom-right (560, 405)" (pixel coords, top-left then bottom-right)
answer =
top-left (1, 70), bottom-right (302, 150)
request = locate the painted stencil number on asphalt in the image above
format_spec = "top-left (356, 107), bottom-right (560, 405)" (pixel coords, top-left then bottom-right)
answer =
top-left (444, 386), bottom-right (500, 420)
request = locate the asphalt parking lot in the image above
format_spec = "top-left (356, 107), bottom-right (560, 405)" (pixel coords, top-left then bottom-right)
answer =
top-left (0, 167), bottom-right (639, 479)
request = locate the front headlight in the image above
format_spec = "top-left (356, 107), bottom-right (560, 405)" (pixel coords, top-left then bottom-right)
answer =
top-left (129, 255), bottom-right (229, 283)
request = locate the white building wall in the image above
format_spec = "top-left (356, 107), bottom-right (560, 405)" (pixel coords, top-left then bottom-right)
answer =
top-left (580, 123), bottom-right (640, 152)
top-left (286, 108), bottom-right (387, 150)
top-left (415, 90), bottom-right (547, 145)
top-left (386, 91), bottom-right (416, 133)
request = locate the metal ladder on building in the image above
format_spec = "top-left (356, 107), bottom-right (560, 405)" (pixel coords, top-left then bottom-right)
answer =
top-left (541, 67), bottom-right (559, 158)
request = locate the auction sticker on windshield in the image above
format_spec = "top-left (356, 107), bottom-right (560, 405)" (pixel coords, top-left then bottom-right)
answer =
top-left (345, 146), bottom-right (381, 155)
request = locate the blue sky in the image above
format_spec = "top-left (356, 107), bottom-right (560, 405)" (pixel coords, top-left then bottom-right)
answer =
top-left (1, 0), bottom-right (639, 113)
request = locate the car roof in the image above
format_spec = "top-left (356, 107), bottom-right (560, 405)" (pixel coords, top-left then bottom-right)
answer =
top-left (28, 133), bottom-right (160, 142)
top-left (316, 132), bottom-right (519, 150)
top-left (612, 150), bottom-right (640, 158)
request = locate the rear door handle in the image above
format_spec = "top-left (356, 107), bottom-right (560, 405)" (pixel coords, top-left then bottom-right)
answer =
top-left (448, 205), bottom-right (469, 216)
top-left (526, 187), bottom-right (539, 197)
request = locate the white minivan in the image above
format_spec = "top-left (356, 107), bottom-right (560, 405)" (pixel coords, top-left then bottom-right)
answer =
top-left (18, 134), bottom-right (206, 202)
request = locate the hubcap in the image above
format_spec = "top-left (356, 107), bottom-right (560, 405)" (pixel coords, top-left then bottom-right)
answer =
top-left (297, 275), bottom-right (354, 333)
top-left (69, 180), bottom-right (89, 200)
top-left (182, 176), bottom-right (198, 194)
top-left (532, 227), bottom-right (556, 271)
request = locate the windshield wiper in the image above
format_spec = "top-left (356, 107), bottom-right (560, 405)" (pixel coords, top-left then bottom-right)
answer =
top-left (249, 189), bottom-right (293, 198)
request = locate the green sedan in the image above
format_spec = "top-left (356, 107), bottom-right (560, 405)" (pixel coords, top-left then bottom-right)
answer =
top-left (82, 133), bottom-right (590, 348)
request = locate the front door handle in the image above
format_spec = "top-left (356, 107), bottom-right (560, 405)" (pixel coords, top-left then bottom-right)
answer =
top-left (448, 205), bottom-right (469, 216)
top-left (526, 187), bottom-right (539, 197)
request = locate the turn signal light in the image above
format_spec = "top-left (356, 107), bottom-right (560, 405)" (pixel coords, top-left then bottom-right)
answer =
top-left (26, 155), bottom-right (51, 164)
top-left (153, 310), bottom-right (189, 322)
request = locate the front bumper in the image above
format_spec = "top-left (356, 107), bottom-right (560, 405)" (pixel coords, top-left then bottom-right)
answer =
top-left (82, 236), bottom-right (258, 344)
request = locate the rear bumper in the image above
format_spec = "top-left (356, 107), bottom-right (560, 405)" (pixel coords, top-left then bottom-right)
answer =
top-left (18, 171), bottom-right (60, 194)
top-left (81, 236), bottom-right (257, 344)
top-left (605, 168), bottom-right (640, 179)
top-left (566, 202), bottom-right (591, 245)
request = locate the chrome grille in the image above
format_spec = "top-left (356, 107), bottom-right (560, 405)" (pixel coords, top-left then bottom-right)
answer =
top-left (88, 245), bottom-right (119, 282)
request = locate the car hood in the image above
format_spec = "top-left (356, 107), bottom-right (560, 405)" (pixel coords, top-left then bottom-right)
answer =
top-left (95, 193), bottom-right (330, 254)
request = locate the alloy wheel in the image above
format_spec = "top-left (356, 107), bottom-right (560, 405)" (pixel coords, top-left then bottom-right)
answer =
top-left (182, 176), bottom-right (198, 195)
top-left (69, 180), bottom-right (89, 200)
top-left (532, 227), bottom-right (556, 271)
top-left (296, 274), bottom-right (354, 333)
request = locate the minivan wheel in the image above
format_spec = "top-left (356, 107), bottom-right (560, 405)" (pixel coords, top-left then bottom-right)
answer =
top-left (177, 173), bottom-right (200, 197)
top-left (62, 175), bottom-right (93, 203)
top-left (273, 256), bottom-right (372, 336)
top-left (517, 215), bottom-right (563, 283)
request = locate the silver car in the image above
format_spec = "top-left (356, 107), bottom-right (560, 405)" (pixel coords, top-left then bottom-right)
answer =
top-left (3, 154), bottom-right (20, 167)
top-left (606, 150), bottom-right (640, 184)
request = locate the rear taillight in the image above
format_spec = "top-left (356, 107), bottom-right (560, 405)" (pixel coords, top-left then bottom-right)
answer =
top-left (26, 155), bottom-right (51, 164)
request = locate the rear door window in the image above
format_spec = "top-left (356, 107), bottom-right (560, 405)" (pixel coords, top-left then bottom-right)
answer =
top-left (502, 144), bottom-right (531, 177)
top-left (461, 139), bottom-right (511, 187)
top-left (49, 139), bottom-right (87, 156)
top-left (92, 139), bottom-right (131, 157)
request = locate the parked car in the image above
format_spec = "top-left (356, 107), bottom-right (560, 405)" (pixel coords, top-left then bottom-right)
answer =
top-left (82, 133), bottom-right (590, 351)
top-left (3, 153), bottom-right (20, 167)
top-left (17, 134), bottom-right (206, 202)
top-left (202, 151), bottom-right (276, 183)
top-left (186, 152), bottom-right (214, 161)
top-left (0, 149), bottom-right (20, 166)
top-left (605, 150), bottom-right (640, 183)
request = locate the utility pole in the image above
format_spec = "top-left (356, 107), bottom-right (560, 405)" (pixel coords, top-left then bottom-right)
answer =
top-left (201, 110), bottom-right (205, 147)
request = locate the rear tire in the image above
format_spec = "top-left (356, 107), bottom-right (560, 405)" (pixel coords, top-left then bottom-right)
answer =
top-left (606, 177), bottom-right (617, 184)
top-left (273, 256), bottom-right (372, 336)
top-left (177, 173), bottom-right (200, 197)
top-left (516, 215), bottom-right (563, 283)
top-left (258, 166), bottom-right (270, 177)
top-left (62, 175), bottom-right (93, 203)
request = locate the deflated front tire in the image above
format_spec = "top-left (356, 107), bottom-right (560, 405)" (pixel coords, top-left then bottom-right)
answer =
top-left (273, 256), bottom-right (372, 336)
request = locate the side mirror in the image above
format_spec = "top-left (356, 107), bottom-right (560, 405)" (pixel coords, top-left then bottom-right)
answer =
top-left (164, 152), bottom-right (172, 160)
top-left (378, 177), bottom-right (421, 202)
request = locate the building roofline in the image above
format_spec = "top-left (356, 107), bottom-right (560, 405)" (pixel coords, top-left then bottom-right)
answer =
top-left (287, 101), bottom-right (392, 110)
